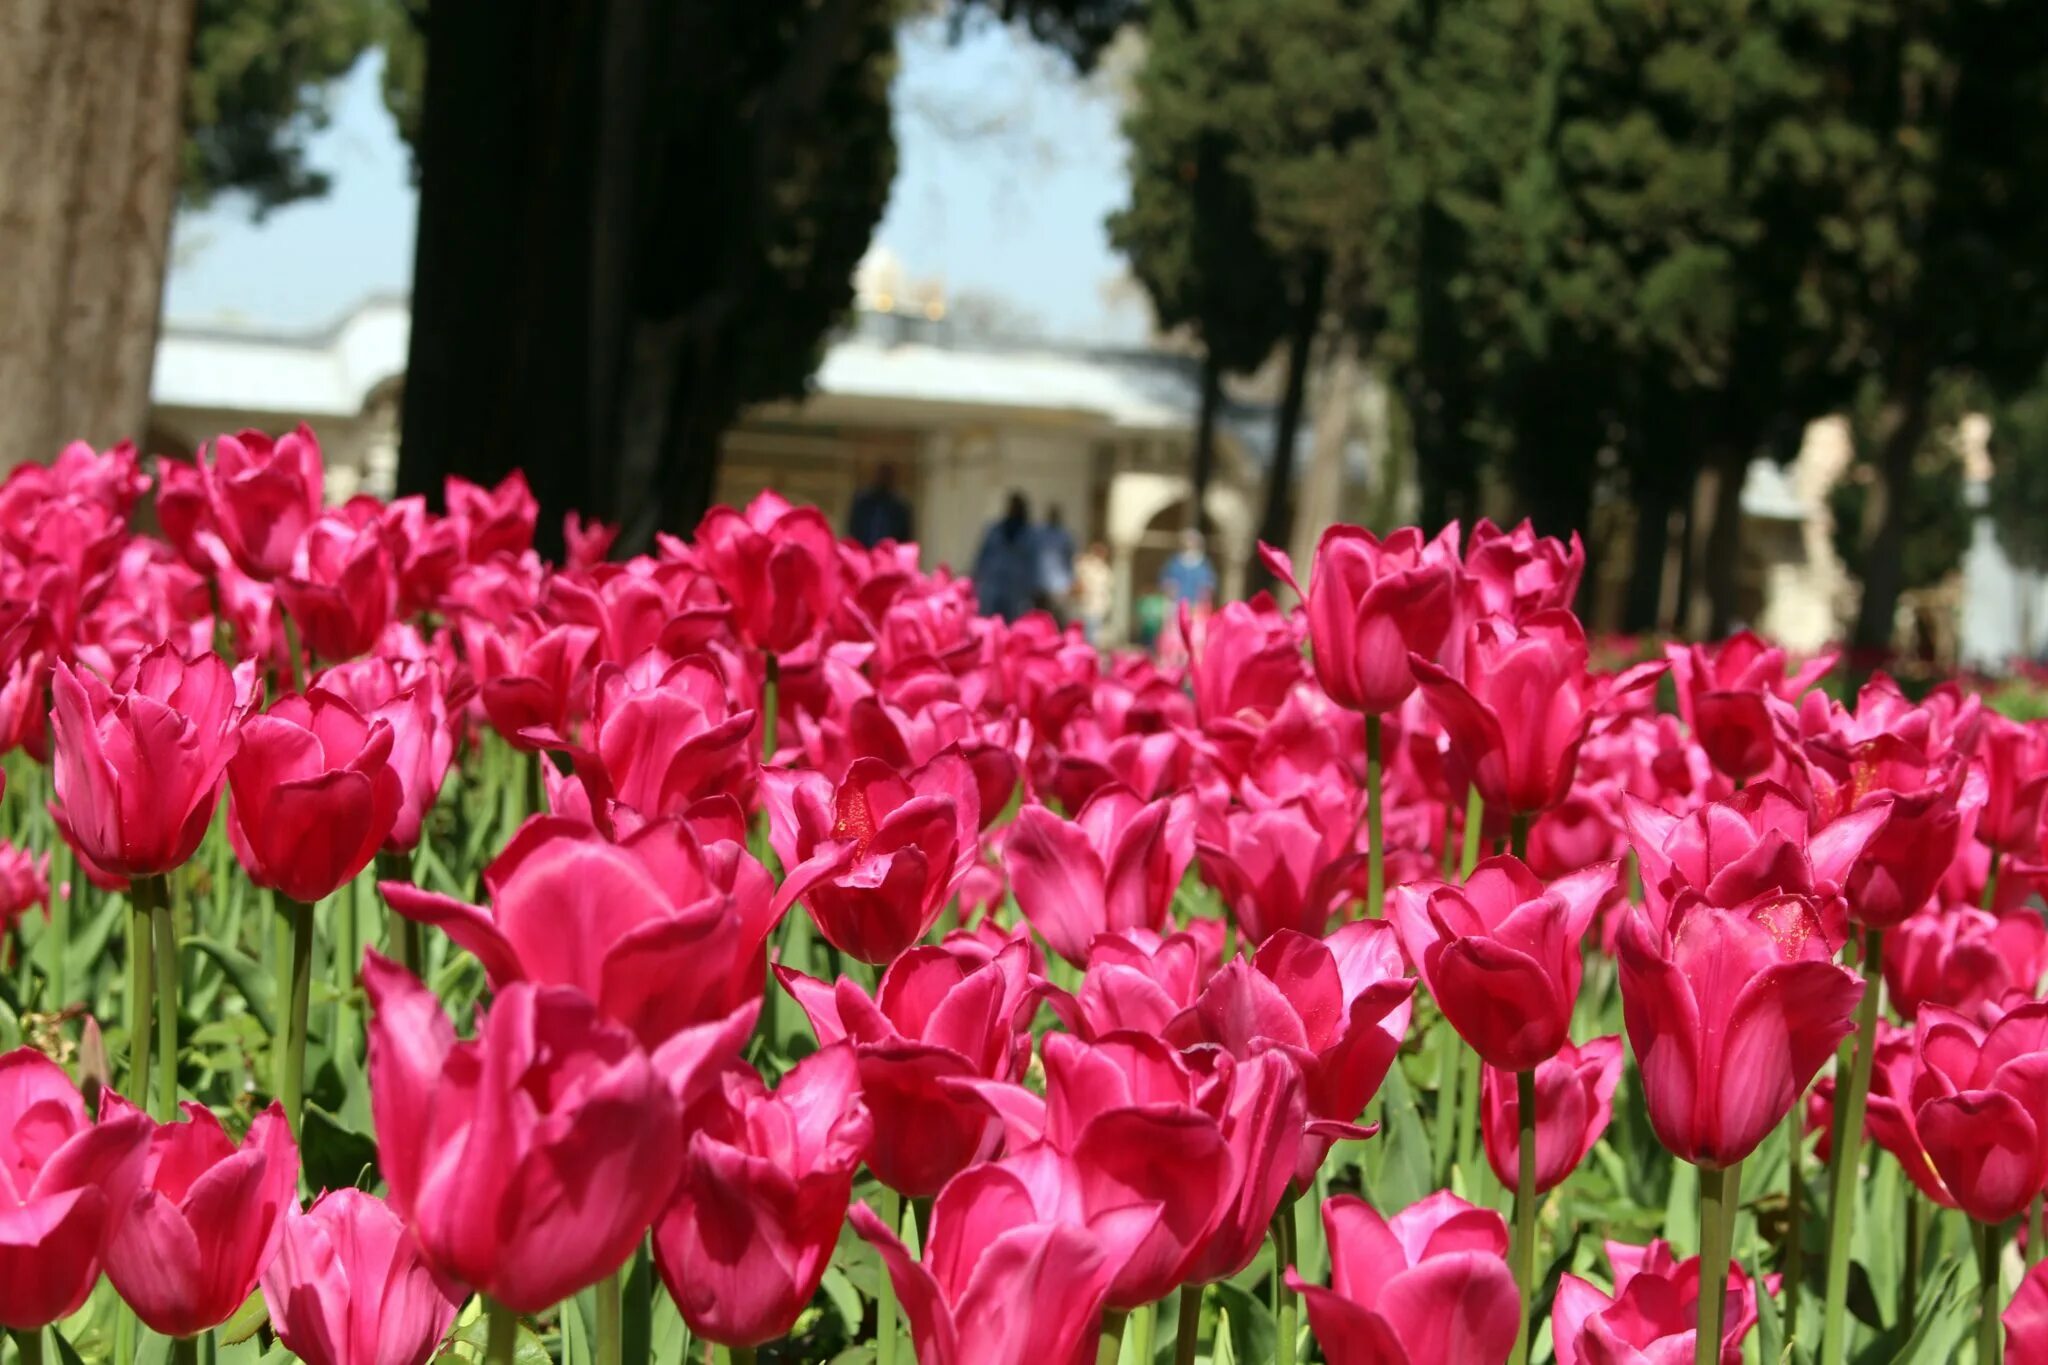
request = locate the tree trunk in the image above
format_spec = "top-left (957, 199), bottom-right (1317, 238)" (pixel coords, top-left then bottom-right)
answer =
top-left (1249, 253), bottom-right (1328, 594)
top-left (1186, 349), bottom-right (1223, 535)
top-left (0, 0), bottom-right (197, 469)
top-left (1622, 477), bottom-right (1674, 635)
top-left (1850, 374), bottom-right (1934, 661)
top-left (1289, 330), bottom-right (1360, 573)
top-left (1700, 443), bottom-right (1749, 638)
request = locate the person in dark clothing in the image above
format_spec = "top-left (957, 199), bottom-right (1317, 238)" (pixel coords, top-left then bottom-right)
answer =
top-left (848, 464), bottom-right (914, 547)
top-left (973, 492), bottom-right (1038, 620)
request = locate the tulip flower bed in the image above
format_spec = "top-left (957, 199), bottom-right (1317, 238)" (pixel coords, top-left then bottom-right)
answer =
top-left (4, 429), bottom-right (2048, 1365)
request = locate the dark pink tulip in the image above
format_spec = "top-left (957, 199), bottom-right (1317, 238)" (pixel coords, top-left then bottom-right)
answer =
top-left (1666, 631), bottom-right (1832, 782)
top-left (196, 425), bottom-right (325, 580)
top-left (0, 1050), bottom-right (153, 1330)
top-left (1846, 766), bottom-right (1973, 930)
top-left (1186, 594), bottom-right (1307, 727)
top-left (1865, 1001), bottom-right (2048, 1224)
top-left (778, 939), bottom-right (1039, 1197)
top-left (1552, 1239), bottom-right (1765, 1365)
top-left (383, 814), bottom-right (775, 1046)
top-left (102, 1099), bottom-right (300, 1338)
top-left (364, 954), bottom-right (741, 1312)
top-left (276, 512), bottom-right (397, 663)
top-left (258, 1188), bottom-right (463, 1365)
top-left (841, 695), bottom-right (1024, 830)
top-left (955, 1032), bottom-right (1244, 1309)
top-left (1974, 711), bottom-right (2048, 857)
top-left (580, 653), bottom-right (755, 821)
top-left (1259, 526), bottom-right (1457, 714)
top-left (1622, 783), bottom-right (1887, 937)
top-left (1412, 611), bottom-right (1663, 815)
top-left (1176, 1049), bottom-right (1310, 1285)
top-left (1391, 856), bottom-right (1617, 1070)
top-left (1884, 904), bottom-right (2048, 1021)
top-left (1462, 517), bottom-right (1584, 622)
top-left (1481, 1036), bottom-right (1623, 1194)
top-left (1284, 1192), bottom-right (1521, 1365)
top-left (1196, 796), bottom-right (1363, 944)
top-left (1525, 790), bottom-right (1626, 881)
top-left (766, 753), bottom-right (980, 965)
top-left (1048, 925), bottom-right (1225, 1040)
top-left (1169, 920), bottom-right (1414, 1184)
top-left (0, 841), bottom-right (49, 938)
top-left (51, 645), bottom-right (254, 878)
top-left (694, 491), bottom-right (843, 655)
top-left (653, 1045), bottom-right (872, 1347)
top-left (849, 1161), bottom-right (1158, 1365)
top-left (467, 618), bottom-right (601, 752)
top-left (228, 689), bottom-right (403, 903)
top-left (563, 512), bottom-right (619, 571)
top-left (1003, 789), bottom-right (1193, 965)
top-left (1616, 892), bottom-right (1863, 1167)
top-left (315, 662), bottom-right (455, 855)
top-left (2007, 1258), bottom-right (2048, 1363)
top-left (446, 471), bottom-right (538, 561)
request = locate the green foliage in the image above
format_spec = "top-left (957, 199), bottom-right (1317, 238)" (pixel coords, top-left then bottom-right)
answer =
top-left (1829, 375), bottom-right (1977, 598)
top-left (1990, 364), bottom-right (2048, 575)
top-left (182, 0), bottom-right (385, 213)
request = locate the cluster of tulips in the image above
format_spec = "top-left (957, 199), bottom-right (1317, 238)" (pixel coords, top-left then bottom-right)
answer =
top-left (4, 429), bottom-right (2048, 1365)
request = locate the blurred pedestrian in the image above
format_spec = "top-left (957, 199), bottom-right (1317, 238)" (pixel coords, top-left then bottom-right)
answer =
top-left (973, 492), bottom-right (1039, 621)
top-left (1035, 505), bottom-right (1076, 617)
top-left (1160, 529), bottom-right (1217, 608)
top-left (1073, 540), bottom-right (1113, 643)
top-left (848, 464), bottom-right (913, 547)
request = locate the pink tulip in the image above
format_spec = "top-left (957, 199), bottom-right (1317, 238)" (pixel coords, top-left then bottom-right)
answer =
top-left (1003, 789), bottom-right (1194, 964)
top-left (101, 1099), bottom-right (300, 1338)
top-left (562, 512), bottom-right (618, 571)
top-left (0, 840), bottom-right (49, 939)
top-left (547, 652), bottom-right (756, 825)
top-left (693, 491), bottom-right (843, 656)
top-left (1391, 856), bottom-right (1618, 1070)
top-left (1169, 920), bottom-right (1414, 1185)
top-left (1974, 711), bottom-right (2048, 857)
top-left (227, 689), bottom-right (404, 903)
top-left (276, 512), bottom-right (398, 663)
top-left (766, 752), bottom-right (980, 964)
top-left (446, 471), bottom-right (538, 562)
top-left (1616, 892), bottom-right (1863, 1166)
top-left (259, 1188), bottom-right (463, 1365)
top-left (1864, 1001), bottom-right (2048, 1224)
top-left (1412, 611), bottom-right (1663, 815)
top-left (1884, 904), bottom-right (2048, 1021)
top-left (51, 645), bottom-right (254, 878)
top-left (778, 939), bottom-right (1040, 1197)
top-left (2006, 1258), bottom-right (2048, 1363)
top-left (196, 425), bottom-right (326, 580)
top-left (1284, 1192), bottom-right (1522, 1365)
top-left (1048, 925), bottom-right (1226, 1040)
top-left (315, 662), bottom-right (455, 855)
top-left (364, 954), bottom-right (745, 1312)
top-left (1186, 595), bottom-right (1307, 727)
top-left (1481, 1036), bottom-right (1624, 1194)
top-left (1462, 518), bottom-right (1584, 622)
top-left (1196, 796), bottom-right (1364, 944)
top-left (1552, 1239), bottom-right (1766, 1365)
top-left (0, 1049), bottom-right (153, 1330)
top-left (849, 1161), bottom-right (1158, 1365)
top-left (1260, 526), bottom-right (1458, 714)
top-left (467, 618), bottom-right (601, 753)
top-left (653, 1045), bottom-right (872, 1347)
top-left (382, 814), bottom-right (775, 1046)
top-left (1666, 632), bottom-right (1832, 782)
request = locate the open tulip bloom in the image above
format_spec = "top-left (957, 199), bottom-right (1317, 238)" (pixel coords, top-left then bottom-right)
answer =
top-left (15, 442), bottom-right (2048, 1365)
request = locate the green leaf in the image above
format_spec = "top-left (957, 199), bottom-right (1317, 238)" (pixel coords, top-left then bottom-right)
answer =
top-left (220, 1289), bottom-right (269, 1345)
top-left (441, 1315), bottom-right (553, 1365)
top-left (300, 1100), bottom-right (380, 1193)
top-left (1209, 1280), bottom-right (1275, 1365)
top-left (185, 936), bottom-right (276, 1037)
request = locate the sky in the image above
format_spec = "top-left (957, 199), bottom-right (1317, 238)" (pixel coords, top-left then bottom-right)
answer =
top-left (163, 16), bottom-right (1149, 344)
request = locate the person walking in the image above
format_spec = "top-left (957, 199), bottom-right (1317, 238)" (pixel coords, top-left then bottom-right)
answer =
top-left (972, 492), bottom-right (1039, 621)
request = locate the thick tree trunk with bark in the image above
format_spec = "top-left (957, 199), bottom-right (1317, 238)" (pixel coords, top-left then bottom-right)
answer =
top-left (0, 0), bottom-right (196, 468)
top-left (1290, 331), bottom-right (1360, 573)
top-left (1850, 370), bottom-right (1934, 660)
top-left (1249, 253), bottom-right (1327, 594)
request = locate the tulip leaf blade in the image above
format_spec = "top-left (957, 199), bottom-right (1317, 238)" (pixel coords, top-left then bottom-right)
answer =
top-left (185, 935), bottom-right (276, 1036)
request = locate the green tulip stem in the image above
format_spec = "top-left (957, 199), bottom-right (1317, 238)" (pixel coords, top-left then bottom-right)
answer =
top-left (1821, 927), bottom-right (1884, 1365)
top-left (596, 1264), bottom-right (622, 1365)
top-left (278, 895), bottom-right (316, 1139)
top-left (1131, 1300), bottom-right (1156, 1365)
top-left (1698, 1161), bottom-right (1743, 1365)
top-left (485, 1301), bottom-right (518, 1365)
top-left (1364, 712), bottom-right (1385, 918)
top-left (377, 848), bottom-right (423, 976)
top-left (1509, 811), bottom-right (1530, 863)
top-left (876, 1187), bottom-right (902, 1365)
top-left (1977, 1219), bottom-right (2005, 1364)
top-left (762, 653), bottom-right (780, 765)
top-left (1904, 1190), bottom-right (1924, 1336)
top-left (147, 874), bottom-right (177, 1120)
top-left (1097, 1311), bottom-right (1128, 1365)
top-left (1459, 787), bottom-right (1485, 880)
top-left (170, 1335), bottom-right (198, 1365)
top-left (1782, 1106), bottom-right (1805, 1339)
top-left (13, 1328), bottom-right (44, 1365)
top-left (2029, 1198), bottom-right (2044, 1270)
top-left (716, 1349), bottom-right (756, 1365)
top-left (1509, 1067), bottom-right (1540, 1365)
top-left (1983, 849), bottom-right (2003, 912)
top-left (1272, 1204), bottom-right (1299, 1365)
top-left (1173, 1285), bottom-right (1204, 1365)
top-left (127, 880), bottom-right (156, 1110)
